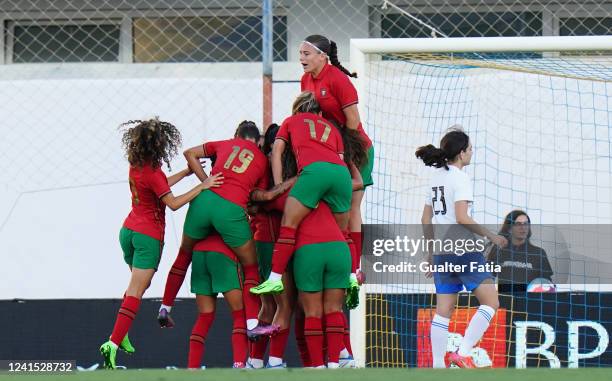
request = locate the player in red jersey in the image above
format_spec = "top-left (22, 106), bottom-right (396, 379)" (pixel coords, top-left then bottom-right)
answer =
top-left (300, 34), bottom-right (373, 296)
top-left (250, 92), bottom-right (353, 296)
top-left (99, 118), bottom-right (223, 369)
top-left (187, 233), bottom-right (248, 369)
top-left (160, 121), bottom-right (279, 339)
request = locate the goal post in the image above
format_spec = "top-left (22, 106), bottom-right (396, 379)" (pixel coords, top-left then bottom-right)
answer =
top-left (349, 35), bottom-right (612, 368)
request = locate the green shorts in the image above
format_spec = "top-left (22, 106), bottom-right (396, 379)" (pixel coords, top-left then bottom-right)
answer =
top-left (119, 227), bottom-right (162, 270)
top-left (256, 241), bottom-right (274, 280)
top-left (191, 251), bottom-right (242, 296)
top-left (183, 190), bottom-right (252, 248)
top-left (293, 241), bottom-right (351, 292)
top-left (360, 146), bottom-right (375, 188)
top-left (290, 162), bottom-right (352, 213)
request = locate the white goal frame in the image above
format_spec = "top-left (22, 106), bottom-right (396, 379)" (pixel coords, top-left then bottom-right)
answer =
top-left (348, 35), bottom-right (612, 368)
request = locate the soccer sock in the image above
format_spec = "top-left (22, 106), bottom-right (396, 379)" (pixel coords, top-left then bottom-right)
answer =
top-left (268, 328), bottom-right (290, 366)
top-left (110, 295), bottom-right (141, 346)
top-left (304, 317), bottom-right (324, 367)
top-left (241, 264), bottom-right (262, 329)
top-left (270, 227), bottom-right (296, 276)
top-left (162, 248), bottom-right (192, 306)
top-left (324, 312), bottom-right (345, 364)
top-left (187, 312), bottom-right (215, 369)
top-left (430, 314), bottom-right (450, 368)
top-left (231, 309), bottom-right (248, 364)
top-left (294, 314), bottom-right (311, 367)
top-left (344, 231), bottom-right (358, 274)
top-left (350, 231), bottom-right (362, 272)
top-left (249, 320), bottom-right (271, 361)
top-left (341, 313), bottom-right (353, 357)
top-left (458, 305), bottom-right (496, 357)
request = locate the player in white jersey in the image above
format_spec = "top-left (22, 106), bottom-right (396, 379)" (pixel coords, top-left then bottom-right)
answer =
top-left (416, 127), bottom-right (508, 369)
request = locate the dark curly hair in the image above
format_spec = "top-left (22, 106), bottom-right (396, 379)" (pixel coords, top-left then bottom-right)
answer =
top-left (120, 117), bottom-right (182, 170)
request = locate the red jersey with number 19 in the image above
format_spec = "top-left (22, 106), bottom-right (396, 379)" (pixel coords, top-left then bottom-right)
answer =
top-left (122, 164), bottom-right (171, 241)
top-left (276, 112), bottom-right (345, 172)
top-left (204, 138), bottom-right (269, 208)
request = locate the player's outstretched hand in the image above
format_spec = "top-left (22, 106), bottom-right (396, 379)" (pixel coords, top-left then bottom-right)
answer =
top-left (200, 173), bottom-right (224, 190)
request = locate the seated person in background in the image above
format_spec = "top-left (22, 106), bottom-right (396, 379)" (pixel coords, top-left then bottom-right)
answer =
top-left (488, 210), bottom-right (553, 293)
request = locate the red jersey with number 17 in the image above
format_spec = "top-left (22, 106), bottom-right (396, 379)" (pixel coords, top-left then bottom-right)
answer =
top-left (204, 138), bottom-right (269, 208)
top-left (276, 112), bottom-right (345, 172)
top-left (123, 164), bottom-right (171, 241)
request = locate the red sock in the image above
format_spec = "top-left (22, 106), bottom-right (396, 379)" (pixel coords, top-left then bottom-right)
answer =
top-left (242, 265), bottom-right (262, 322)
top-left (324, 312), bottom-right (345, 363)
top-left (342, 313), bottom-right (353, 356)
top-left (269, 328), bottom-right (290, 359)
top-left (304, 317), bottom-right (324, 367)
top-left (110, 296), bottom-right (141, 346)
top-left (295, 314), bottom-right (311, 366)
top-left (187, 312), bottom-right (215, 369)
top-left (231, 310), bottom-right (248, 364)
top-left (344, 231), bottom-right (358, 273)
top-left (350, 231), bottom-right (362, 272)
top-left (162, 248), bottom-right (192, 306)
top-left (270, 227), bottom-right (296, 275)
top-left (250, 320), bottom-right (271, 360)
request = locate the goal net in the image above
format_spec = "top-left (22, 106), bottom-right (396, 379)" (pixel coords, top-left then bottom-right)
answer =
top-left (351, 36), bottom-right (612, 368)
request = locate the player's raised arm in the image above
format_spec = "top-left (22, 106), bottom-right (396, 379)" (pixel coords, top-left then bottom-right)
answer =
top-left (183, 144), bottom-right (209, 182)
top-left (250, 177), bottom-right (296, 203)
top-left (166, 167), bottom-right (192, 187)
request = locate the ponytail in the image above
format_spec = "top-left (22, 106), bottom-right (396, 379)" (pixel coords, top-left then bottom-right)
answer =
top-left (415, 144), bottom-right (448, 169)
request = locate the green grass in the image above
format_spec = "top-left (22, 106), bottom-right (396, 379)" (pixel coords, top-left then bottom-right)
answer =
top-left (1, 368), bottom-right (611, 381)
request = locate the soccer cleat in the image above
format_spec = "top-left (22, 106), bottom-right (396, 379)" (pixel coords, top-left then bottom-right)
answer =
top-left (111, 334), bottom-right (135, 354)
top-left (346, 279), bottom-right (360, 309)
top-left (157, 307), bottom-right (175, 328)
top-left (250, 279), bottom-right (284, 295)
top-left (265, 362), bottom-right (287, 369)
top-left (99, 341), bottom-right (117, 370)
top-left (447, 351), bottom-right (476, 368)
top-left (246, 358), bottom-right (263, 369)
top-left (247, 323), bottom-right (281, 341)
top-left (339, 355), bottom-right (356, 368)
top-left (232, 362), bottom-right (246, 369)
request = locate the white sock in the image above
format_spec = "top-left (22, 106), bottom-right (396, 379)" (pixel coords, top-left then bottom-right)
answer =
top-left (350, 273), bottom-right (357, 282)
top-left (107, 341), bottom-right (118, 349)
top-left (248, 357), bottom-right (264, 368)
top-left (458, 305), bottom-right (496, 357)
top-left (247, 319), bottom-right (259, 330)
top-left (327, 362), bottom-right (339, 368)
top-left (430, 314), bottom-right (450, 368)
top-left (268, 272), bottom-right (282, 282)
top-left (268, 356), bottom-right (283, 367)
top-left (160, 304), bottom-right (172, 313)
top-left (339, 348), bottom-right (350, 358)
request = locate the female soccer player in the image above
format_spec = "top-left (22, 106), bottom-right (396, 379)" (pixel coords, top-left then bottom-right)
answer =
top-left (300, 34), bottom-right (374, 290)
top-left (416, 127), bottom-right (507, 368)
top-left (250, 92), bottom-right (352, 296)
top-left (187, 233), bottom-right (248, 369)
top-left (99, 118), bottom-right (223, 369)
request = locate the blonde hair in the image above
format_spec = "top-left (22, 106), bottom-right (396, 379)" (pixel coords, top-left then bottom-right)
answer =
top-left (292, 91), bottom-right (321, 115)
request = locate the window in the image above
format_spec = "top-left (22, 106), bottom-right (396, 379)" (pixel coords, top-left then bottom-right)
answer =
top-left (133, 15), bottom-right (287, 63)
top-left (10, 22), bottom-right (120, 63)
top-left (381, 11), bottom-right (542, 38)
top-left (560, 17), bottom-right (612, 36)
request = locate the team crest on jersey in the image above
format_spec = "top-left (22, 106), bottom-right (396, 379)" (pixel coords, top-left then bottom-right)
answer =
top-left (321, 88), bottom-right (327, 97)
